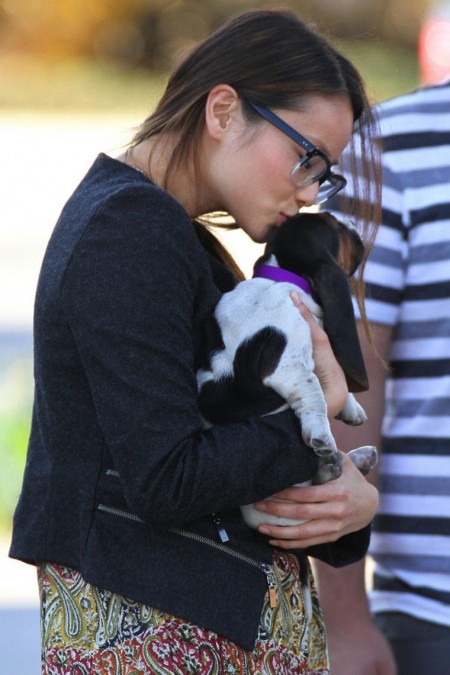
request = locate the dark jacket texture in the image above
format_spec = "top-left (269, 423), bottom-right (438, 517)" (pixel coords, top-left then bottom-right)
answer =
top-left (10, 154), bottom-right (370, 650)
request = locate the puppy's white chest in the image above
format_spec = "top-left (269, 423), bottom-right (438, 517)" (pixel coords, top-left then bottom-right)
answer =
top-left (215, 278), bottom-right (321, 358)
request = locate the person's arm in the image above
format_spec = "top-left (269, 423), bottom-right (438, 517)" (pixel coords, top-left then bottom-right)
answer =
top-left (314, 559), bottom-right (396, 674)
top-left (60, 189), bottom-right (336, 528)
top-left (314, 321), bottom-right (397, 674)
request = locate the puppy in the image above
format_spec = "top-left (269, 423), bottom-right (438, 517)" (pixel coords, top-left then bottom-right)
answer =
top-left (197, 212), bottom-right (377, 528)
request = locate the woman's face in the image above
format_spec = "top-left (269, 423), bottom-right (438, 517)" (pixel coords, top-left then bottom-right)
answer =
top-left (204, 93), bottom-right (354, 243)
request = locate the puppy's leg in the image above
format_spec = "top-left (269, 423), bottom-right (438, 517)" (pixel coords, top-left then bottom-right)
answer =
top-left (263, 359), bottom-right (337, 454)
top-left (336, 393), bottom-right (367, 426)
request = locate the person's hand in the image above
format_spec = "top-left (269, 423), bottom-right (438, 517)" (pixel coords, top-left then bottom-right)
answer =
top-left (290, 291), bottom-right (347, 417)
top-left (255, 452), bottom-right (378, 548)
top-left (326, 615), bottom-right (397, 675)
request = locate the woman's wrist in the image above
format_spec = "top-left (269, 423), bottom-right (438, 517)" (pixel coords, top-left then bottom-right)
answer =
top-left (322, 375), bottom-right (348, 418)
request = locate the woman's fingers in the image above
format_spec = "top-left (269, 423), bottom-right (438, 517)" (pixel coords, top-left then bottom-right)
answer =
top-left (290, 291), bottom-right (348, 416)
top-left (256, 453), bottom-right (379, 548)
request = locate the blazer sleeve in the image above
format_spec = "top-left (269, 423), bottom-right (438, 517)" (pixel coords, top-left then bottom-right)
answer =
top-left (61, 187), bottom-right (319, 528)
top-left (305, 524), bottom-right (372, 567)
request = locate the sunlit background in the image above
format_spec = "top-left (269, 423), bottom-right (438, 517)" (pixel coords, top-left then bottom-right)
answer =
top-left (1, 0), bottom-right (449, 671)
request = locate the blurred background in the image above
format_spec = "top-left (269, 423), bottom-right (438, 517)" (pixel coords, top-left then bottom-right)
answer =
top-left (0, 0), bottom-right (448, 671)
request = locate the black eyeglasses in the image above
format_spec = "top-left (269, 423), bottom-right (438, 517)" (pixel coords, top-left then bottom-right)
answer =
top-left (243, 98), bottom-right (347, 205)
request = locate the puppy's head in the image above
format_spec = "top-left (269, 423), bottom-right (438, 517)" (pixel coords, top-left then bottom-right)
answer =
top-left (262, 211), bottom-right (364, 280)
top-left (257, 212), bottom-right (368, 392)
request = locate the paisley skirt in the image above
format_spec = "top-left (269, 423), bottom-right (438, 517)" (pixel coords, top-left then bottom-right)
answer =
top-left (38, 550), bottom-right (329, 674)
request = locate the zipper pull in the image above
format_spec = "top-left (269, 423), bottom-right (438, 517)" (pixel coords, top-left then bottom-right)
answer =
top-left (211, 513), bottom-right (229, 543)
top-left (260, 563), bottom-right (278, 608)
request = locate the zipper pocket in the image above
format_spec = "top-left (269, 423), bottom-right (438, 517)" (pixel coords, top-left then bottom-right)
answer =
top-left (103, 469), bottom-right (230, 542)
top-left (97, 503), bottom-right (145, 524)
top-left (96, 503), bottom-right (277, 607)
top-left (171, 527), bottom-right (278, 608)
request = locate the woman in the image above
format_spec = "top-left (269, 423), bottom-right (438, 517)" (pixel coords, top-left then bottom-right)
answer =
top-left (10, 9), bottom-right (379, 673)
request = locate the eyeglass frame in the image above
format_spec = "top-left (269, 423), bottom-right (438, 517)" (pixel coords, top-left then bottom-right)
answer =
top-left (241, 96), bottom-right (347, 204)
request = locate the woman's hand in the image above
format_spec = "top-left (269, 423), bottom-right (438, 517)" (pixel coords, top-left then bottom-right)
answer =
top-left (255, 452), bottom-right (379, 548)
top-left (290, 291), bottom-right (348, 417)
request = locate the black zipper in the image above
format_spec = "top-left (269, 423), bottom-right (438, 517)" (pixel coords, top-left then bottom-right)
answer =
top-left (97, 503), bottom-right (145, 524)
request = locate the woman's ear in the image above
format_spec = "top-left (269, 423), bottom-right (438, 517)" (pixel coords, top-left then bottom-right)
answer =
top-left (204, 85), bottom-right (240, 140)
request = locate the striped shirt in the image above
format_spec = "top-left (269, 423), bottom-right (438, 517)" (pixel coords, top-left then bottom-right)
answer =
top-left (336, 81), bottom-right (450, 626)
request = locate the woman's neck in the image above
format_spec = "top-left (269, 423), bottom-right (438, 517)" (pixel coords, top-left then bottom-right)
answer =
top-left (120, 137), bottom-right (206, 218)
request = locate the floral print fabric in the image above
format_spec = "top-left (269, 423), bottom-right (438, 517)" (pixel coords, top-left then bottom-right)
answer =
top-left (38, 550), bottom-right (329, 674)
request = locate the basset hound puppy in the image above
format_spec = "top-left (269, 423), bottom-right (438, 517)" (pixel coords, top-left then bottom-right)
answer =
top-left (197, 212), bottom-right (377, 528)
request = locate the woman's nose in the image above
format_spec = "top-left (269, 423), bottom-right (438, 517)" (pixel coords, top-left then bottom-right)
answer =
top-left (294, 182), bottom-right (320, 208)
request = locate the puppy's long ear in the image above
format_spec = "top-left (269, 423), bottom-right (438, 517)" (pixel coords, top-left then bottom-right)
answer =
top-left (314, 263), bottom-right (368, 392)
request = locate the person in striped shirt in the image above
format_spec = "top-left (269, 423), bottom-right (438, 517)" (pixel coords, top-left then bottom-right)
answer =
top-left (315, 80), bottom-right (450, 674)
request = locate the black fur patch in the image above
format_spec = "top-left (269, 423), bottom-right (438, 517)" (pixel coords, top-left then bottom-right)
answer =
top-left (198, 327), bottom-right (287, 424)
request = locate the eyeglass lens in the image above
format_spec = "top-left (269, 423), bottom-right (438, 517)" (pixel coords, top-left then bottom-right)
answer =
top-left (291, 155), bottom-right (328, 187)
top-left (316, 177), bottom-right (344, 204)
top-left (291, 155), bottom-right (345, 203)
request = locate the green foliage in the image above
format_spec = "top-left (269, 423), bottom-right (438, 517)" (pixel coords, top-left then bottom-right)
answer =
top-left (0, 38), bottom-right (418, 115)
top-left (339, 39), bottom-right (419, 102)
top-left (0, 355), bottom-right (32, 534)
top-left (0, 411), bottom-right (31, 534)
top-left (0, 55), bottom-right (166, 114)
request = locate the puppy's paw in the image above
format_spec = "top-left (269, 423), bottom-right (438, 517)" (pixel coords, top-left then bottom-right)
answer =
top-left (313, 451), bottom-right (344, 484)
top-left (336, 394), bottom-right (367, 426)
top-left (347, 445), bottom-right (378, 475)
top-left (301, 414), bottom-right (336, 454)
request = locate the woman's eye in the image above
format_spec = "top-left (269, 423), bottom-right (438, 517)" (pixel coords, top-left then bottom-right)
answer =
top-left (297, 157), bottom-right (313, 173)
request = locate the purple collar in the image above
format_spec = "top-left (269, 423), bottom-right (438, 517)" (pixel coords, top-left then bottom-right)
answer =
top-left (253, 264), bottom-right (316, 298)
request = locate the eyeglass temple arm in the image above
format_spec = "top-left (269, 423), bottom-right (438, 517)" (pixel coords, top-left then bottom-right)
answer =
top-left (243, 99), bottom-right (316, 153)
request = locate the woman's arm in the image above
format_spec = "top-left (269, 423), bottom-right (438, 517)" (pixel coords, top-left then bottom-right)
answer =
top-left (61, 190), bottom-right (322, 528)
top-left (312, 322), bottom-right (396, 673)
